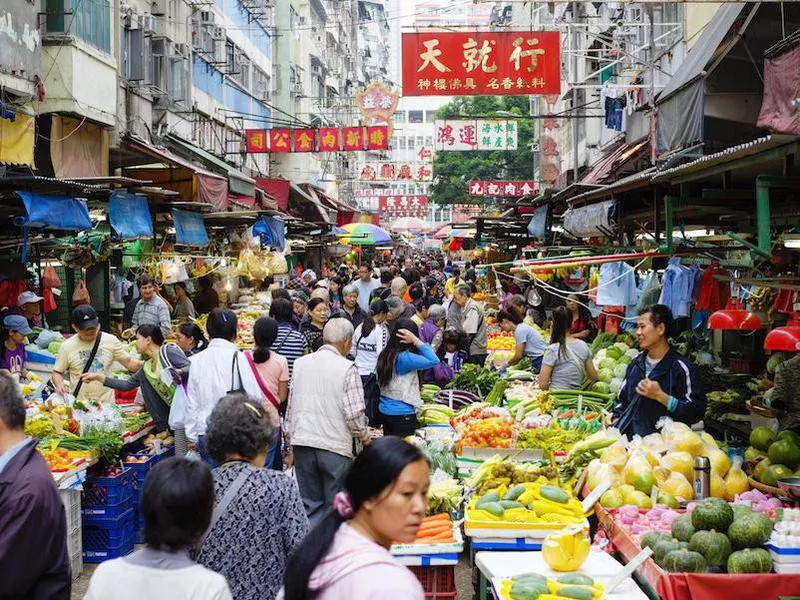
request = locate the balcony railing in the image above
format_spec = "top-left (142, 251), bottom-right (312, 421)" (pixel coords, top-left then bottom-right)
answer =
top-left (45, 0), bottom-right (111, 54)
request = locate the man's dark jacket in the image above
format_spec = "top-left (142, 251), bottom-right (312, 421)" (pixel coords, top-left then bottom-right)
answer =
top-left (0, 439), bottom-right (71, 599)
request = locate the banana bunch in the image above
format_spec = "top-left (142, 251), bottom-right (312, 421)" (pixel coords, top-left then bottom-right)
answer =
top-left (417, 403), bottom-right (454, 426)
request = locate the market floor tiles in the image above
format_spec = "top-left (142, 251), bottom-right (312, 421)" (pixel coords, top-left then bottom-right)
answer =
top-left (71, 555), bottom-right (476, 599)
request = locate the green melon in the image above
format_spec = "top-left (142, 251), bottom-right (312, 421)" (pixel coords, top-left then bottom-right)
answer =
top-left (728, 513), bottom-right (772, 550)
top-left (744, 446), bottom-right (766, 462)
top-left (776, 430), bottom-right (800, 446)
top-left (761, 464), bottom-right (794, 487)
top-left (691, 497), bottom-right (734, 533)
top-left (689, 529), bottom-right (732, 567)
top-left (662, 549), bottom-right (708, 573)
top-left (671, 513), bottom-right (696, 542)
top-left (727, 548), bottom-right (773, 574)
top-left (750, 427), bottom-right (776, 452)
top-left (768, 439), bottom-right (800, 470)
top-left (754, 457), bottom-right (771, 481)
top-left (641, 532), bottom-right (671, 552)
top-left (653, 539), bottom-right (688, 565)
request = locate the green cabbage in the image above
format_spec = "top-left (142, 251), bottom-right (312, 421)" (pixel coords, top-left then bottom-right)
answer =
top-left (600, 357), bottom-right (617, 371)
top-left (598, 368), bottom-right (614, 383)
top-left (614, 364), bottom-right (628, 378)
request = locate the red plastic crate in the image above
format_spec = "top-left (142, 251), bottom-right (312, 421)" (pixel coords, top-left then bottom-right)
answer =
top-left (409, 565), bottom-right (456, 598)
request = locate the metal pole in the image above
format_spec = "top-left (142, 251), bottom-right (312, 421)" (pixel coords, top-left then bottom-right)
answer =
top-left (571, 15), bottom-right (579, 183)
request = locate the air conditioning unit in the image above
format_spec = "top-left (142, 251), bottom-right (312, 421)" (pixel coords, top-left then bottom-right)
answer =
top-left (211, 25), bottom-right (225, 40)
top-left (291, 82), bottom-right (303, 95)
top-left (174, 43), bottom-right (189, 57)
top-left (213, 39), bottom-right (226, 64)
top-left (200, 10), bottom-right (215, 24)
top-left (139, 14), bottom-right (156, 31)
top-left (151, 0), bottom-right (166, 16)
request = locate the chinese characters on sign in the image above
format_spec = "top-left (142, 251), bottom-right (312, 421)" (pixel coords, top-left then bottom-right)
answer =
top-left (244, 126), bottom-right (389, 153)
top-left (538, 95), bottom-right (562, 189)
top-left (354, 188), bottom-right (394, 197)
top-left (469, 180), bottom-right (537, 197)
top-left (356, 81), bottom-right (400, 136)
top-left (402, 31), bottom-right (560, 97)
top-left (434, 120), bottom-right (517, 151)
top-left (379, 195), bottom-right (429, 218)
top-left (359, 162), bottom-right (433, 182)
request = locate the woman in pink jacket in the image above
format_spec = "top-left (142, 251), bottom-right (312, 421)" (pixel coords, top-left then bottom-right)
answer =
top-left (279, 437), bottom-right (429, 600)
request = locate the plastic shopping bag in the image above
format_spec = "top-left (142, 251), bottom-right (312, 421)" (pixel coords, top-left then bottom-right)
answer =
top-left (168, 383), bottom-right (189, 429)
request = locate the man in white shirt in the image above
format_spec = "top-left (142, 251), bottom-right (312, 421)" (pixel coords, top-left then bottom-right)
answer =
top-left (131, 275), bottom-right (172, 336)
top-left (186, 308), bottom-right (270, 466)
top-left (352, 264), bottom-right (379, 312)
top-left (285, 318), bottom-right (370, 524)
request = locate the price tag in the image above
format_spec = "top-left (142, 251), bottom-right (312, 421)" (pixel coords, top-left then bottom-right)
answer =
top-left (51, 411), bottom-right (65, 436)
top-left (154, 439), bottom-right (162, 455)
top-left (577, 394), bottom-right (583, 413)
top-left (605, 546), bottom-right (653, 593)
top-left (581, 476), bottom-right (612, 513)
top-left (650, 484), bottom-right (659, 505)
top-left (52, 288), bottom-right (62, 297)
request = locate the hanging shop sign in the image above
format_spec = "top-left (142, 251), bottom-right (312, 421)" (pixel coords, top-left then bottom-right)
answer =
top-left (469, 180), bottom-right (537, 197)
top-left (539, 95), bottom-right (563, 189)
top-left (379, 195), bottom-right (429, 218)
top-left (359, 162), bottom-right (433, 182)
top-left (402, 31), bottom-right (560, 97)
top-left (354, 187), bottom-right (394, 197)
top-left (244, 125), bottom-right (389, 153)
top-left (452, 203), bottom-right (483, 223)
top-left (434, 120), bottom-right (517, 151)
top-left (356, 81), bottom-right (400, 136)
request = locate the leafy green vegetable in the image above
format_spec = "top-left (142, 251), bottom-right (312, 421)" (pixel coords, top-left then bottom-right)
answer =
top-left (447, 364), bottom-right (500, 397)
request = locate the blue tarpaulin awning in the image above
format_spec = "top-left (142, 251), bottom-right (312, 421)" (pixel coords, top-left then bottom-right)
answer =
top-left (108, 191), bottom-right (153, 239)
top-left (172, 209), bottom-right (208, 247)
top-left (16, 192), bottom-right (92, 231)
top-left (252, 216), bottom-right (286, 251)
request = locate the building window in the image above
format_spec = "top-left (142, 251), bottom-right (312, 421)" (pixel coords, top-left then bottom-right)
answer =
top-left (425, 110), bottom-right (437, 123)
top-left (425, 136), bottom-right (433, 147)
top-left (408, 110), bottom-right (423, 123)
top-left (226, 40), bottom-right (235, 76)
top-left (399, 137), bottom-right (406, 150)
top-left (253, 67), bottom-right (271, 101)
top-left (395, 111), bottom-right (405, 123)
top-left (407, 136), bottom-right (415, 149)
top-left (46, 0), bottom-right (111, 53)
top-left (416, 136), bottom-right (424, 148)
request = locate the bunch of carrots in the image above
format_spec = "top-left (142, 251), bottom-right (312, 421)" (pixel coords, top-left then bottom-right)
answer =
top-left (409, 513), bottom-right (455, 544)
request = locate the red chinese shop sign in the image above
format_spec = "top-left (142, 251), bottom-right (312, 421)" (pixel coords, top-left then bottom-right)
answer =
top-left (402, 31), bottom-right (560, 96)
top-left (379, 195), bottom-right (429, 218)
top-left (469, 180), bottom-right (537, 197)
top-left (245, 125), bottom-right (389, 153)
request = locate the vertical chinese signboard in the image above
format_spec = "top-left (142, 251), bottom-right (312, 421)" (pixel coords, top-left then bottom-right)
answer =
top-left (434, 119), bottom-right (517, 151)
top-left (539, 95), bottom-right (562, 189)
top-left (402, 31), bottom-right (560, 96)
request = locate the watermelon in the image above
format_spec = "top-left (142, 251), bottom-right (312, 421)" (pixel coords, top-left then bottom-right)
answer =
top-left (689, 529), bottom-right (732, 567)
top-left (767, 439), bottom-right (800, 470)
top-left (777, 430), bottom-right (800, 446)
top-left (691, 497), bottom-right (734, 533)
top-left (761, 464), bottom-right (794, 486)
top-left (727, 513), bottom-right (772, 550)
top-left (749, 427), bottom-right (775, 452)
top-left (671, 513), bottom-right (696, 542)
top-left (662, 549), bottom-right (708, 573)
top-left (727, 548), bottom-right (773, 574)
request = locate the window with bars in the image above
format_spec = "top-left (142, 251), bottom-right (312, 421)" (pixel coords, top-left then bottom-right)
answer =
top-left (45, 0), bottom-right (111, 53)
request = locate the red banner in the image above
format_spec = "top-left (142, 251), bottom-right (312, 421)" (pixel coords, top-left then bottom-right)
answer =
top-left (269, 129), bottom-right (291, 153)
top-left (402, 31), bottom-right (560, 96)
top-left (342, 127), bottom-right (364, 151)
top-left (366, 125), bottom-right (389, 150)
top-left (469, 180), bottom-right (537, 197)
top-left (379, 195), bottom-right (429, 218)
top-left (245, 129), bottom-right (268, 154)
top-left (318, 127), bottom-right (340, 152)
top-left (293, 128), bottom-right (315, 152)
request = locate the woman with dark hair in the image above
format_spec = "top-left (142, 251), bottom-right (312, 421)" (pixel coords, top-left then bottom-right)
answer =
top-left (565, 293), bottom-right (595, 341)
top-left (172, 281), bottom-right (197, 320)
top-left (245, 317), bottom-right (287, 469)
top-left (85, 458), bottom-right (231, 600)
top-left (538, 306), bottom-right (597, 391)
top-left (197, 394), bottom-right (309, 600)
top-left (301, 298), bottom-right (328, 351)
top-left (269, 298), bottom-right (308, 377)
top-left (351, 299), bottom-right (390, 427)
top-left (0, 314), bottom-right (30, 378)
top-left (328, 276), bottom-right (344, 310)
top-left (496, 309), bottom-right (547, 372)
top-left (376, 319), bottom-right (439, 436)
top-left (82, 324), bottom-right (189, 435)
top-left (176, 322), bottom-right (208, 356)
top-left (279, 437), bottom-right (427, 600)
top-left (193, 275), bottom-right (219, 315)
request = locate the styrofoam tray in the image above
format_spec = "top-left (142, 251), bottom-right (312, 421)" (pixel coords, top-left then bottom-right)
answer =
top-left (773, 562), bottom-right (800, 574)
top-left (393, 552), bottom-right (460, 566)
top-left (768, 544), bottom-right (800, 564)
top-left (465, 518), bottom-right (588, 539)
top-left (472, 537), bottom-right (542, 551)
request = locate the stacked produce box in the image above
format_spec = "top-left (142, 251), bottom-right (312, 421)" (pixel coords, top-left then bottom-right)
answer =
top-left (81, 466), bottom-right (135, 563)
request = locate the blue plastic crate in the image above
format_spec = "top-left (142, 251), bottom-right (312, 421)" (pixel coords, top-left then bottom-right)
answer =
top-left (82, 509), bottom-right (135, 552)
top-left (82, 468), bottom-right (133, 506)
top-left (82, 496), bottom-right (133, 524)
top-left (123, 453), bottom-right (161, 488)
top-left (83, 534), bottom-right (135, 563)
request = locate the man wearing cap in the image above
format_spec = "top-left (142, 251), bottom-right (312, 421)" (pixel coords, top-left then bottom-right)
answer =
top-left (131, 274), bottom-right (172, 337)
top-left (292, 291), bottom-right (309, 329)
top-left (52, 306), bottom-right (141, 403)
top-left (17, 291), bottom-right (44, 329)
top-left (1, 315), bottom-right (31, 378)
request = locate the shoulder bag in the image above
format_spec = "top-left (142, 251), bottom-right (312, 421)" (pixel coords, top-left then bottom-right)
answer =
top-left (228, 351), bottom-right (246, 395)
top-left (244, 351), bottom-right (281, 412)
top-left (70, 332), bottom-right (103, 399)
top-left (198, 466), bottom-right (251, 548)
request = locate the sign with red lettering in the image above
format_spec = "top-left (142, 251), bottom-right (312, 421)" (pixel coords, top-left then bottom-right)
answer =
top-left (402, 31), bottom-right (560, 97)
top-left (358, 162), bottom-right (434, 182)
top-left (245, 129), bottom-right (268, 154)
top-left (342, 127), bottom-right (365, 152)
top-left (318, 127), bottom-right (340, 152)
top-left (469, 180), bottom-right (537, 197)
top-left (269, 129), bottom-right (291, 153)
top-left (366, 125), bottom-right (389, 150)
top-left (434, 120), bottom-right (517, 151)
top-left (379, 195), bottom-right (429, 218)
top-left (293, 128), bottom-right (315, 152)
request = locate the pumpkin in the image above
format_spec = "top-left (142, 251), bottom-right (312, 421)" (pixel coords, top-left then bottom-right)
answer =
top-left (727, 513), bottom-right (772, 550)
top-left (671, 513), bottom-right (696, 542)
top-left (653, 539), bottom-right (688, 565)
top-left (688, 529), bottom-right (732, 567)
top-left (727, 548), bottom-right (773, 574)
top-left (691, 497), bottom-right (734, 533)
top-left (640, 532), bottom-right (671, 552)
top-left (662, 549), bottom-right (708, 573)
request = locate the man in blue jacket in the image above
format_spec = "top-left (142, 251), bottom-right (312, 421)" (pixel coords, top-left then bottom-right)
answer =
top-left (612, 304), bottom-right (706, 437)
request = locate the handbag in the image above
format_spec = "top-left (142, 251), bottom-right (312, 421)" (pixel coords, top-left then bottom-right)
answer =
top-left (198, 466), bottom-right (252, 548)
top-left (43, 262), bottom-right (62, 288)
top-left (70, 332), bottom-right (103, 399)
top-left (228, 351), bottom-right (246, 395)
top-left (72, 280), bottom-right (90, 307)
top-left (160, 344), bottom-right (189, 428)
top-left (244, 350), bottom-right (281, 412)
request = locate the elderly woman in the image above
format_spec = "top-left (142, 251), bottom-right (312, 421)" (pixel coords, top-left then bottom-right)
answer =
top-left (196, 393), bottom-right (309, 600)
top-left (339, 283), bottom-right (366, 329)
